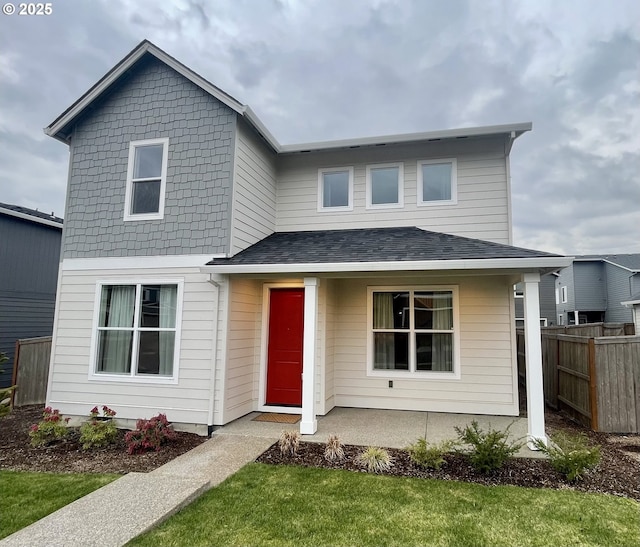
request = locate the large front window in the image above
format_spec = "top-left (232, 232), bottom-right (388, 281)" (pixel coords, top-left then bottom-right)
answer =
top-left (94, 282), bottom-right (180, 379)
top-left (370, 288), bottom-right (457, 375)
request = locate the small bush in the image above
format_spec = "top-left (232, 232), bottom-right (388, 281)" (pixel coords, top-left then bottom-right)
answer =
top-left (356, 446), bottom-right (394, 473)
top-left (406, 437), bottom-right (453, 470)
top-left (79, 405), bottom-right (118, 450)
top-left (0, 352), bottom-right (15, 417)
top-left (533, 431), bottom-right (601, 482)
top-left (29, 407), bottom-right (70, 447)
top-left (278, 430), bottom-right (300, 456)
top-left (455, 420), bottom-right (523, 473)
top-left (124, 413), bottom-right (177, 454)
top-left (324, 434), bottom-right (345, 462)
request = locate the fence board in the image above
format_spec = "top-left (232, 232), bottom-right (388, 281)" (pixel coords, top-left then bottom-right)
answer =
top-left (12, 336), bottom-right (51, 407)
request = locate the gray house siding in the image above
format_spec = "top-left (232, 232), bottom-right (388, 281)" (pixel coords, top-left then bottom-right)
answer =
top-left (0, 214), bottom-right (61, 387)
top-left (574, 262), bottom-right (606, 311)
top-left (555, 263), bottom-right (575, 323)
top-left (63, 55), bottom-right (235, 259)
top-left (604, 262), bottom-right (634, 322)
top-left (514, 274), bottom-right (556, 325)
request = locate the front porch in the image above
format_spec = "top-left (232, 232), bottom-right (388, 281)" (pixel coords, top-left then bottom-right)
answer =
top-left (213, 407), bottom-right (545, 458)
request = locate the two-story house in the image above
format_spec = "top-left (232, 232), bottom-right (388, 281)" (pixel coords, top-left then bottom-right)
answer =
top-left (44, 41), bottom-right (570, 445)
top-left (555, 255), bottom-right (640, 326)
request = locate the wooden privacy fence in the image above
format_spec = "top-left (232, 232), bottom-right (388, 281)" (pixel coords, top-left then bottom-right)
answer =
top-left (517, 327), bottom-right (640, 433)
top-left (11, 336), bottom-right (51, 407)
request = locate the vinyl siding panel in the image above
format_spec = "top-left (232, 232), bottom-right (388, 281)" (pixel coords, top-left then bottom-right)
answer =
top-left (231, 119), bottom-right (276, 254)
top-left (604, 263), bottom-right (635, 322)
top-left (574, 262), bottom-right (606, 311)
top-left (47, 264), bottom-right (217, 427)
top-left (223, 278), bottom-right (261, 423)
top-left (276, 137), bottom-right (510, 244)
top-left (332, 275), bottom-right (518, 416)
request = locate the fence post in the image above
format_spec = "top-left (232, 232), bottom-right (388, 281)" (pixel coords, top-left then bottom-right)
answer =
top-left (588, 338), bottom-right (598, 431)
top-left (10, 339), bottom-right (20, 407)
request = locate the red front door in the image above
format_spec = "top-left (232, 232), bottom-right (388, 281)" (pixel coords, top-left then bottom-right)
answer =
top-left (266, 288), bottom-right (304, 406)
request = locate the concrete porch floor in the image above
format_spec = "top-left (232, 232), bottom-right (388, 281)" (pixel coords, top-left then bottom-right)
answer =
top-left (214, 407), bottom-right (545, 458)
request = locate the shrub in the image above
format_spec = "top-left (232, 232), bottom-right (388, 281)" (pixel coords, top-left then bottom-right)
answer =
top-left (533, 431), bottom-right (601, 482)
top-left (124, 413), bottom-right (177, 454)
top-left (79, 405), bottom-right (118, 450)
top-left (324, 434), bottom-right (345, 462)
top-left (278, 430), bottom-right (301, 457)
top-left (0, 352), bottom-right (15, 417)
top-left (455, 420), bottom-right (523, 473)
top-left (406, 437), bottom-right (454, 470)
top-left (29, 407), bottom-right (70, 447)
top-left (356, 446), bottom-right (394, 473)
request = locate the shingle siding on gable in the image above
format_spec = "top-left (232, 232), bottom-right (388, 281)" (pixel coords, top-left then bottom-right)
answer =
top-left (63, 55), bottom-right (235, 259)
top-left (574, 262), bottom-right (606, 311)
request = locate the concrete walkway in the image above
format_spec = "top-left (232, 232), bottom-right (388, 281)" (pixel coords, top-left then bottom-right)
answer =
top-left (0, 434), bottom-right (276, 547)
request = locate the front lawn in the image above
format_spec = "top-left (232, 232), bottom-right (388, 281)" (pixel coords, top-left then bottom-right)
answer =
top-left (0, 470), bottom-right (119, 539)
top-left (129, 463), bottom-right (639, 547)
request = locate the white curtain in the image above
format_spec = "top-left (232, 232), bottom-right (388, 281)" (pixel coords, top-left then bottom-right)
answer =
top-left (431, 293), bottom-right (453, 371)
top-left (158, 285), bottom-right (177, 376)
top-left (100, 285), bottom-right (135, 373)
top-left (373, 293), bottom-right (395, 369)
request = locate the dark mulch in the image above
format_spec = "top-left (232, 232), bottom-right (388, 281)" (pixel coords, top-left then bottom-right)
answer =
top-left (257, 411), bottom-right (640, 501)
top-left (0, 405), bottom-right (206, 474)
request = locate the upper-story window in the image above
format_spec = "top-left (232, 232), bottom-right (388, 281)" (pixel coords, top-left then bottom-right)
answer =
top-left (366, 163), bottom-right (404, 209)
top-left (318, 167), bottom-right (353, 211)
top-left (124, 138), bottom-right (169, 221)
top-left (561, 286), bottom-right (568, 303)
top-left (417, 159), bottom-right (457, 206)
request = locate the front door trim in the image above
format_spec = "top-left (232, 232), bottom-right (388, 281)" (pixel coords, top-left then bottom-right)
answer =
top-left (259, 282), bottom-right (304, 414)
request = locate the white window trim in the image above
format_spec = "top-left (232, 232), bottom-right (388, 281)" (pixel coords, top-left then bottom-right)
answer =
top-left (366, 285), bottom-right (460, 380)
top-left (561, 286), bottom-right (568, 303)
top-left (317, 166), bottom-right (354, 212)
top-left (124, 138), bottom-right (169, 221)
top-left (417, 158), bottom-right (457, 206)
top-left (88, 278), bottom-right (184, 385)
top-left (365, 162), bottom-right (404, 209)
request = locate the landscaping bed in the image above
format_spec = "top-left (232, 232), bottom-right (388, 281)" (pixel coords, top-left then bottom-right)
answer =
top-left (256, 411), bottom-right (640, 501)
top-left (0, 405), bottom-right (206, 474)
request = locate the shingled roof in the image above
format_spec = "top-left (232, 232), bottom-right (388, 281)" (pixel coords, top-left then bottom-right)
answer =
top-left (0, 202), bottom-right (63, 227)
top-left (208, 227), bottom-right (561, 266)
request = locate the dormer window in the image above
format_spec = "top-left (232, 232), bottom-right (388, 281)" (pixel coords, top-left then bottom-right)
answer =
top-left (366, 163), bottom-right (404, 209)
top-left (318, 167), bottom-right (353, 211)
top-left (417, 159), bottom-right (457, 206)
top-left (124, 138), bottom-right (169, 221)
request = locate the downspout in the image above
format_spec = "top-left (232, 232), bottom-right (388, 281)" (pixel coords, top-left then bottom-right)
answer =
top-left (206, 274), bottom-right (221, 436)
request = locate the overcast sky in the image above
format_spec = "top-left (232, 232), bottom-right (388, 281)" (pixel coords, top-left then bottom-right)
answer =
top-left (1, 0), bottom-right (638, 255)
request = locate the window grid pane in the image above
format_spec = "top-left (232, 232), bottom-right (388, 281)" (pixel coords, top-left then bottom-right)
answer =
top-left (131, 180), bottom-right (161, 214)
top-left (422, 163), bottom-right (452, 201)
top-left (372, 289), bottom-right (454, 373)
top-left (371, 167), bottom-right (399, 205)
top-left (133, 144), bottom-right (163, 179)
top-left (322, 171), bottom-right (349, 208)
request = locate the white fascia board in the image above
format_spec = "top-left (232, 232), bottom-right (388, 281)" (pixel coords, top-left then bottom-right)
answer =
top-left (621, 299), bottom-right (640, 307)
top-left (242, 106), bottom-right (282, 152)
top-left (278, 122), bottom-right (533, 154)
top-left (63, 254), bottom-right (226, 271)
top-left (0, 207), bottom-right (63, 229)
top-left (201, 256), bottom-right (573, 275)
top-left (44, 41), bottom-right (246, 142)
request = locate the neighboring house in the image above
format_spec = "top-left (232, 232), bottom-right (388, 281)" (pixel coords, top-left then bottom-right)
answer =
top-left (621, 292), bottom-right (640, 334)
top-left (555, 254), bottom-right (640, 326)
top-left (514, 273), bottom-right (558, 327)
top-left (43, 40), bottom-right (570, 444)
top-left (0, 203), bottom-right (63, 388)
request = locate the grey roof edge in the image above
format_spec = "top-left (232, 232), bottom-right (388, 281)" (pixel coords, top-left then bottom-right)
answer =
top-left (573, 254), bottom-right (640, 272)
top-left (277, 122), bottom-right (533, 154)
top-left (0, 203), bottom-right (63, 228)
top-left (43, 40), bottom-right (531, 156)
top-left (621, 292), bottom-right (640, 306)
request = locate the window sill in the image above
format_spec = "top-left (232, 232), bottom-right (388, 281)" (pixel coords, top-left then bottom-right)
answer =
top-left (417, 199), bottom-right (458, 207)
top-left (123, 212), bottom-right (164, 222)
top-left (88, 373), bottom-right (178, 385)
top-left (367, 369), bottom-right (460, 380)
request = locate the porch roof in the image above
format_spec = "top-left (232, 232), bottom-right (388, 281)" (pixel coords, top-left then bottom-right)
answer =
top-left (204, 227), bottom-right (572, 275)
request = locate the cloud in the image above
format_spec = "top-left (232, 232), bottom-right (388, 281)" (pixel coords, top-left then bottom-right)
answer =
top-left (0, 0), bottom-right (638, 255)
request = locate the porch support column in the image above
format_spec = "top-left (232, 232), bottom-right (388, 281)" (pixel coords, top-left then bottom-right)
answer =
top-left (300, 277), bottom-right (319, 435)
top-left (523, 272), bottom-right (547, 448)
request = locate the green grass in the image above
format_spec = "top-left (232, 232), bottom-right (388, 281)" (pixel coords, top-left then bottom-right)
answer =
top-left (129, 463), bottom-right (639, 547)
top-left (0, 470), bottom-right (119, 539)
